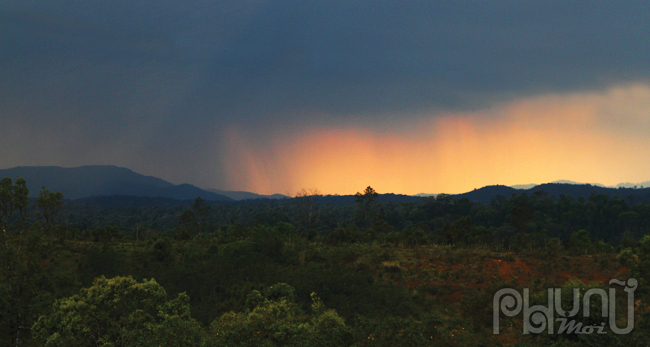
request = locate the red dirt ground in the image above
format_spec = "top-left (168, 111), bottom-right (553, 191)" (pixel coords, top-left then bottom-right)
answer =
top-left (397, 249), bottom-right (629, 300)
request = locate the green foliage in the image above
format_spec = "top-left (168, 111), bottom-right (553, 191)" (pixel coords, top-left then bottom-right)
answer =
top-left (441, 216), bottom-right (469, 245)
top-left (356, 186), bottom-right (379, 227)
top-left (32, 276), bottom-right (206, 347)
top-left (293, 189), bottom-right (322, 233)
top-left (403, 227), bottom-right (427, 246)
top-left (0, 226), bottom-right (66, 346)
top-left (535, 279), bottom-right (628, 347)
top-left (351, 313), bottom-right (442, 346)
top-left (0, 178), bottom-right (16, 235)
top-left (12, 178), bottom-right (29, 229)
top-left (147, 293), bottom-right (207, 347)
top-left (329, 223), bottom-right (363, 244)
top-left (0, 177), bottom-right (31, 241)
top-left (546, 237), bottom-right (563, 257)
top-left (634, 308), bottom-right (650, 346)
top-left (461, 279), bottom-right (520, 333)
top-left (635, 235), bottom-right (650, 288)
top-left (210, 284), bottom-right (350, 347)
top-left (618, 211), bottom-right (640, 234)
top-left (510, 200), bottom-right (532, 233)
top-left (264, 283), bottom-right (296, 302)
top-left (153, 238), bottom-right (173, 262)
top-left (4, 178), bottom-right (650, 346)
top-left (617, 247), bottom-right (637, 269)
top-left (39, 180), bottom-right (650, 253)
top-left (593, 239), bottom-right (614, 255)
top-left (37, 188), bottom-right (64, 234)
top-left (566, 229), bottom-right (591, 255)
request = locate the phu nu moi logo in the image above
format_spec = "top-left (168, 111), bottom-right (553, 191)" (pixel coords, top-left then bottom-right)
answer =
top-left (493, 278), bottom-right (637, 335)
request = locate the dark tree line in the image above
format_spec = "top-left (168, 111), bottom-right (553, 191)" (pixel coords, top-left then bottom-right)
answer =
top-left (39, 185), bottom-right (650, 256)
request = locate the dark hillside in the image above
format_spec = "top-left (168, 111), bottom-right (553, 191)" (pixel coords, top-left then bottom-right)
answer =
top-left (0, 165), bottom-right (232, 201)
top-left (454, 183), bottom-right (650, 204)
top-left (453, 185), bottom-right (518, 204)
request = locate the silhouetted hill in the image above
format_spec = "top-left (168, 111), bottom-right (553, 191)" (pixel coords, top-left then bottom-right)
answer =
top-left (0, 166), bottom-right (232, 201)
top-left (454, 183), bottom-right (650, 204)
top-left (74, 195), bottom-right (188, 208)
top-left (529, 183), bottom-right (650, 201)
top-left (5, 165), bottom-right (650, 206)
top-left (207, 189), bottom-right (290, 201)
top-left (453, 185), bottom-right (518, 203)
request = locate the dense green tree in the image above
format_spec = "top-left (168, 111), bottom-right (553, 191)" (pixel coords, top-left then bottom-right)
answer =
top-left (192, 197), bottom-right (211, 234)
top-left (32, 276), bottom-right (206, 347)
top-left (441, 216), bottom-right (475, 245)
top-left (403, 227), bottom-right (427, 246)
top-left (618, 247), bottom-right (637, 269)
top-left (12, 178), bottom-right (29, 231)
top-left (0, 178), bottom-right (72, 346)
top-left (351, 313), bottom-right (442, 346)
top-left (509, 199), bottom-right (532, 233)
top-left (618, 211), bottom-right (641, 235)
top-left (175, 198), bottom-right (213, 239)
top-left (355, 186), bottom-right (379, 228)
top-left (176, 209), bottom-right (197, 240)
top-left (293, 188), bottom-right (321, 234)
top-left (0, 229), bottom-right (43, 346)
top-left (566, 229), bottom-right (591, 255)
top-left (0, 178), bottom-right (29, 244)
top-left (536, 279), bottom-right (628, 347)
top-left (634, 234), bottom-right (650, 289)
top-left (210, 284), bottom-right (349, 347)
top-left (36, 188), bottom-right (64, 234)
top-left (0, 224), bottom-right (81, 347)
top-left (546, 237), bottom-right (563, 257)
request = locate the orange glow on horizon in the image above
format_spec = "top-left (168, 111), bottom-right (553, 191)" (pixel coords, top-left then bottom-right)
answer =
top-left (222, 83), bottom-right (650, 195)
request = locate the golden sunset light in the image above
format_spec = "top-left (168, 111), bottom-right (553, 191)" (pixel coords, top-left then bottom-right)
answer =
top-left (222, 83), bottom-right (650, 195)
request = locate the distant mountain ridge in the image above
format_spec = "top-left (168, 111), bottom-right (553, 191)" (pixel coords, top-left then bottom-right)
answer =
top-left (455, 183), bottom-right (650, 204)
top-left (206, 189), bottom-right (289, 201)
top-left (3, 165), bottom-right (650, 206)
top-left (511, 180), bottom-right (645, 190)
top-left (0, 166), bottom-right (232, 201)
top-left (616, 181), bottom-right (650, 188)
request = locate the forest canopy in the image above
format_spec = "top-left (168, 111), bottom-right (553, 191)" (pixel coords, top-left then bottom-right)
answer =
top-left (1, 178), bottom-right (649, 346)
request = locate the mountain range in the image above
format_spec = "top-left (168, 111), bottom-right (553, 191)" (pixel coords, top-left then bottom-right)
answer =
top-left (0, 165), bottom-right (291, 203)
top-left (1, 165), bottom-right (649, 206)
top-left (509, 179), bottom-right (649, 190)
top-left (454, 183), bottom-right (650, 204)
top-left (0, 166), bottom-right (233, 201)
top-left (206, 189), bottom-right (289, 201)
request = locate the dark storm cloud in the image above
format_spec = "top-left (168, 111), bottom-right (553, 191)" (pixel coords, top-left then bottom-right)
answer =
top-left (200, 0), bottom-right (650, 116)
top-left (1, 0), bottom-right (650, 187)
top-left (3, 1), bottom-right (650, 120)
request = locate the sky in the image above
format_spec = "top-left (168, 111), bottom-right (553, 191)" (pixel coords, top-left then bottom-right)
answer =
top-left (2, 1), bottom-right (650, 195)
